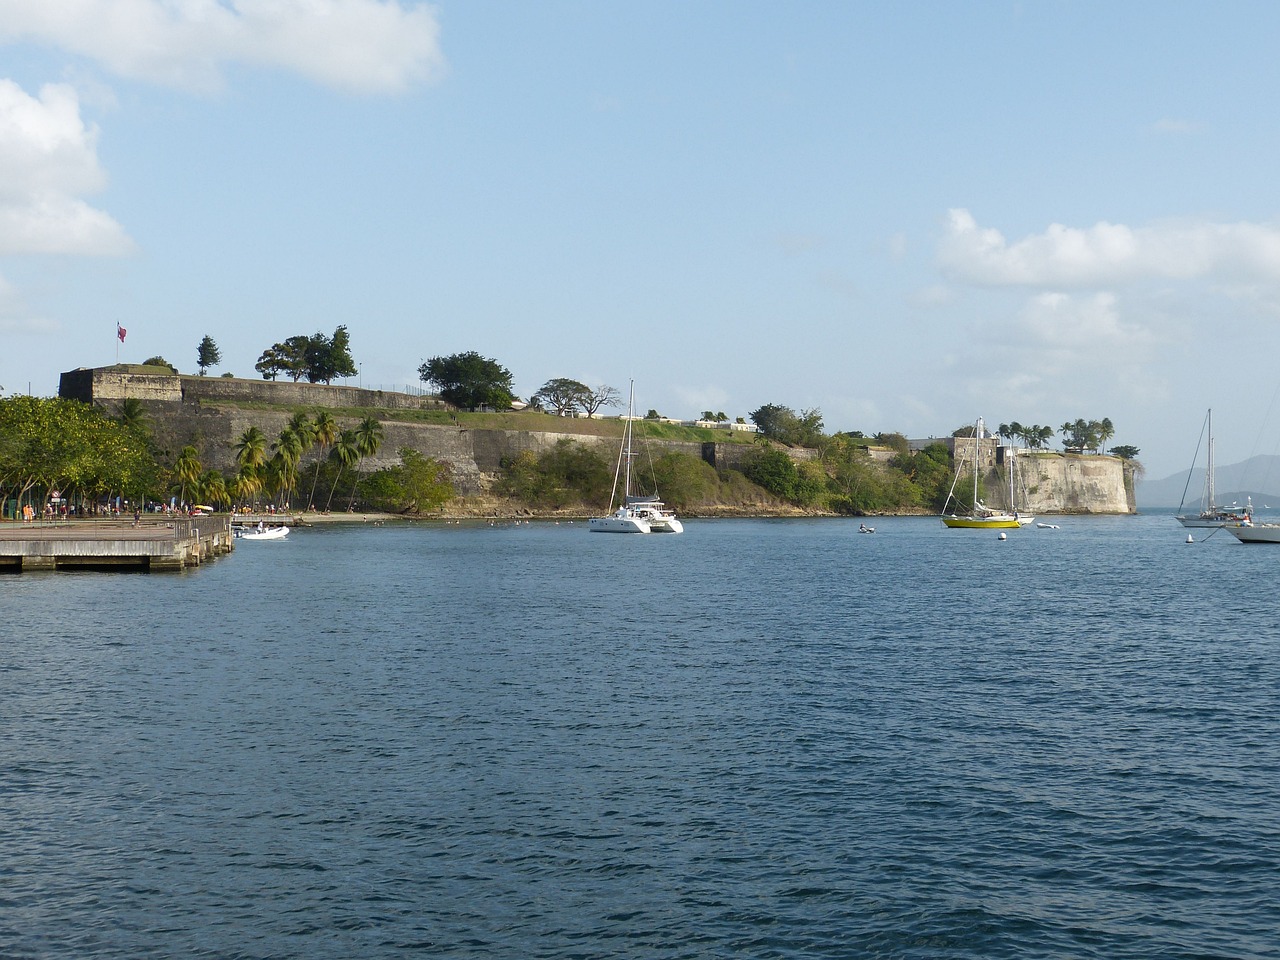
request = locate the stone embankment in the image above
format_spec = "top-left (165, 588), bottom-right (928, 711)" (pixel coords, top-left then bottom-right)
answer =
top-left (58, 366), bottom-right (1136, 514)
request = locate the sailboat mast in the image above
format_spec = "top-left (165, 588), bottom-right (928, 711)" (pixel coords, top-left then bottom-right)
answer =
top-left (623, 380), bottom-right (635, 501)
top-left (1009, 444), bottom-right (1015, 512)
top-left (973, 417), bottom-right (982, 508)
top-left (1207, 408), bottom-right (1215, 512)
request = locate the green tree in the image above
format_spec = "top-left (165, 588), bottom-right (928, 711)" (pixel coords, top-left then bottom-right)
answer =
top-left (230, 468), bottom-right (263, 510)
top-left (750, 403), bottom-right (793, 441)
top-left (302, 326), bottom-right (357, 384)
top-left (256, 336), bottom-right (310, 381)
top-left (1110, 444), bottom-right (1141, 460)
top-left (749, 404), bottom-right (824, 447)
top-left (115, 397), bottom-right (150, 437)
top-left (286, 412), bottom-right (316, 459)
top-left (533, 378), bottom-right (592, 416)
top-left (270, 427), bottom-right (306, 507)
top-left (319, 325), bottom-right (357, 383)
top-left (361, 448), bottom-right (455, 514)
top-left (306, 411), bottom-right (338, 509)
top-left (496, 440), bottom-right (612, 508)
top-left (173, 445), bottom-right (202, 506)
top-left (0, 396), bottom-right (157, 514)
top-left (349, 416), bottom-right (384, 508)
top-left (142, 356), bottom-right (177, 373)
top-left (875, 432), bottom-right (910, 455)
top-left (235, 426), bottom-right (268, 476)
top-left (418, 352), bottom-right (515, 411)
top-left (326, 430), bottom-right (360, 511)
top-left (1097, 417), bottom-right (1115, 454)
top-left (196, 468), bottom-right (228, 508)
top-left (196, 335), bottom-right (221, 376)
top-left (742, 447), bottom-right (799, 500)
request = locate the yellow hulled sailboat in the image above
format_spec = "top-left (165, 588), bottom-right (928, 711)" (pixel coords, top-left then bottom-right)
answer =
top-left (941, 417), bottom-right (1028, 530)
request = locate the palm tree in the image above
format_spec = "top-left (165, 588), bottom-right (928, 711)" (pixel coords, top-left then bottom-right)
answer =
top-left (174, 445), bottom-right (201, 507)
top-left (1096, 417), bottom-right (1115, 455)
top-left (326, 430), bottom-right (360, 511)
top-left (286, 411), bottom-right (316, 458)
top-left (235, 426), bottom-right (268, 475)
top-left (198, 469), bottom-right (228, 509)
top-left (307, 411), bottom-right (338, 510)
top-left (116, 397), bottom-right (149, 436)
top-left (350, 416), bottom-right (384, 509)
top-left (229, 470), bottom-right (262, 512)
top-left (270, 427), bottom-right (304, 508)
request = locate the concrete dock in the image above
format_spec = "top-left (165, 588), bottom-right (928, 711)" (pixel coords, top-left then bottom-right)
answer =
top-left (0, 516), bottom-right (234, 572)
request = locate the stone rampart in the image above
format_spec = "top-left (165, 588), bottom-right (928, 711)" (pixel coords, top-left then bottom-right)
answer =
top-left (57, 366), bottom-right (1135, 511)
top-left (59, 365), bottom-right (443, 412)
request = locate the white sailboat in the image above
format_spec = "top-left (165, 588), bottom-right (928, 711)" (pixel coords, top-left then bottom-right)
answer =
top-left (1176, 409), bottom-right (1252, 527)
top-left (941, 417), bottom-right (1024, 529)
top-left (589, 382), bottom-right (683, 534)
top-left (1227, 520), bottom-right (1280, 543)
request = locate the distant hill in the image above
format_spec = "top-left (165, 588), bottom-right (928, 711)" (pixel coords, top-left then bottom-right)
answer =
top-left (1137, 454), bottom-right (1280, 510)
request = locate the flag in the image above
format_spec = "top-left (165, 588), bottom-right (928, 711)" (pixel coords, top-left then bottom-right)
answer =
top-left (117, 323), bottom-right (127, 343)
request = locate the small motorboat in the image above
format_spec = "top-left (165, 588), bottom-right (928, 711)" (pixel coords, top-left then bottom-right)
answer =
top-left (1035, 522), bottom-right (1060, 529)
top-left (858, 523), bottom-right (875, 534)
top-left (235, 524), bottom-right (289, 541)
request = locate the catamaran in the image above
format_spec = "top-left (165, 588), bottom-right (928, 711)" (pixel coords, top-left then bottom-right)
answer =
top-left (589, 382), bottom-right (683, 534)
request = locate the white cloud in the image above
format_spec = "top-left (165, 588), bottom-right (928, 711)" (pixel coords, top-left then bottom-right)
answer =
top-left (938, 208), bottom-right (1280, 288)
top-left (944, 291), bottom-right (1171, 420)
top-left (0, 80), bottom-right (132, 255)
top-left (1012, 291), bottom-right (1157, 355)
top-left (0, 0), bottom-right (445, 95)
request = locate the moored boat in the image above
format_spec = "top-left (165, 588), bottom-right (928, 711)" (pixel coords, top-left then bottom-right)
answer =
top-left (625, 494), bottom-right (683, 533)
top-left (1227, 521), bottom-right (1280, 544)
top-left (941, 417), bottom-right (1024, 530)
top-left (234, 523), bottom-right (290, 541)
top-left (1177, 409), bottom-right (1252, 527)
top-left (589, 382), bottom-right (682, 535)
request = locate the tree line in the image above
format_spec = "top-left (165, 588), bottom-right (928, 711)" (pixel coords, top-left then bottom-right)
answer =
top-left (131, 331), bottom-right (1141, 465)
top-left (0, 396), bottom-right (452, 519)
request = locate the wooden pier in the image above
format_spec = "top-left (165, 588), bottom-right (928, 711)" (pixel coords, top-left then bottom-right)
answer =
top-left (0, 516), bottom-right (234, 572)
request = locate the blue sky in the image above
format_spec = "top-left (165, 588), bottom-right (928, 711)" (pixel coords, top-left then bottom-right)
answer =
top-left (4, 1), bottom-right (1280, 483)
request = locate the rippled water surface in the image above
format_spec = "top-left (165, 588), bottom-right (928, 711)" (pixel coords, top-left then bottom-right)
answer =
top-left (3, 516), bottom-right (1279, 958)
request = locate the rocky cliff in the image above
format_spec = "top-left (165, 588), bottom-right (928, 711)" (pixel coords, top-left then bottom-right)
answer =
top-left (979, 451), bottom-right (1136, 515)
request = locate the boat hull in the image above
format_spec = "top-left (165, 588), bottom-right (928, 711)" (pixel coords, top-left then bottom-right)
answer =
top-left (1178, 514), bottom-right (1250, 528)
top-left (1228, 523), bottom-right (1280, 543)
top-left (589, 513), bottom-right (650, 534)
top-left (942, 515), bottom-right (1021, 529)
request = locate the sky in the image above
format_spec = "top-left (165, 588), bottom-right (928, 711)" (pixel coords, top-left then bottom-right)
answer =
top-left (4, 1), bottom-right (1280, 483)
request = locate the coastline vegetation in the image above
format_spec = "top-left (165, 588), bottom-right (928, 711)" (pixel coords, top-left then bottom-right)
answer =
top-left (2, 381), bottom-right (1137, 521)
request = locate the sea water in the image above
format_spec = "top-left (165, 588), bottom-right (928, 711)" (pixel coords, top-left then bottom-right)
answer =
top-left (2, 516), bottom-right (1278, 958)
